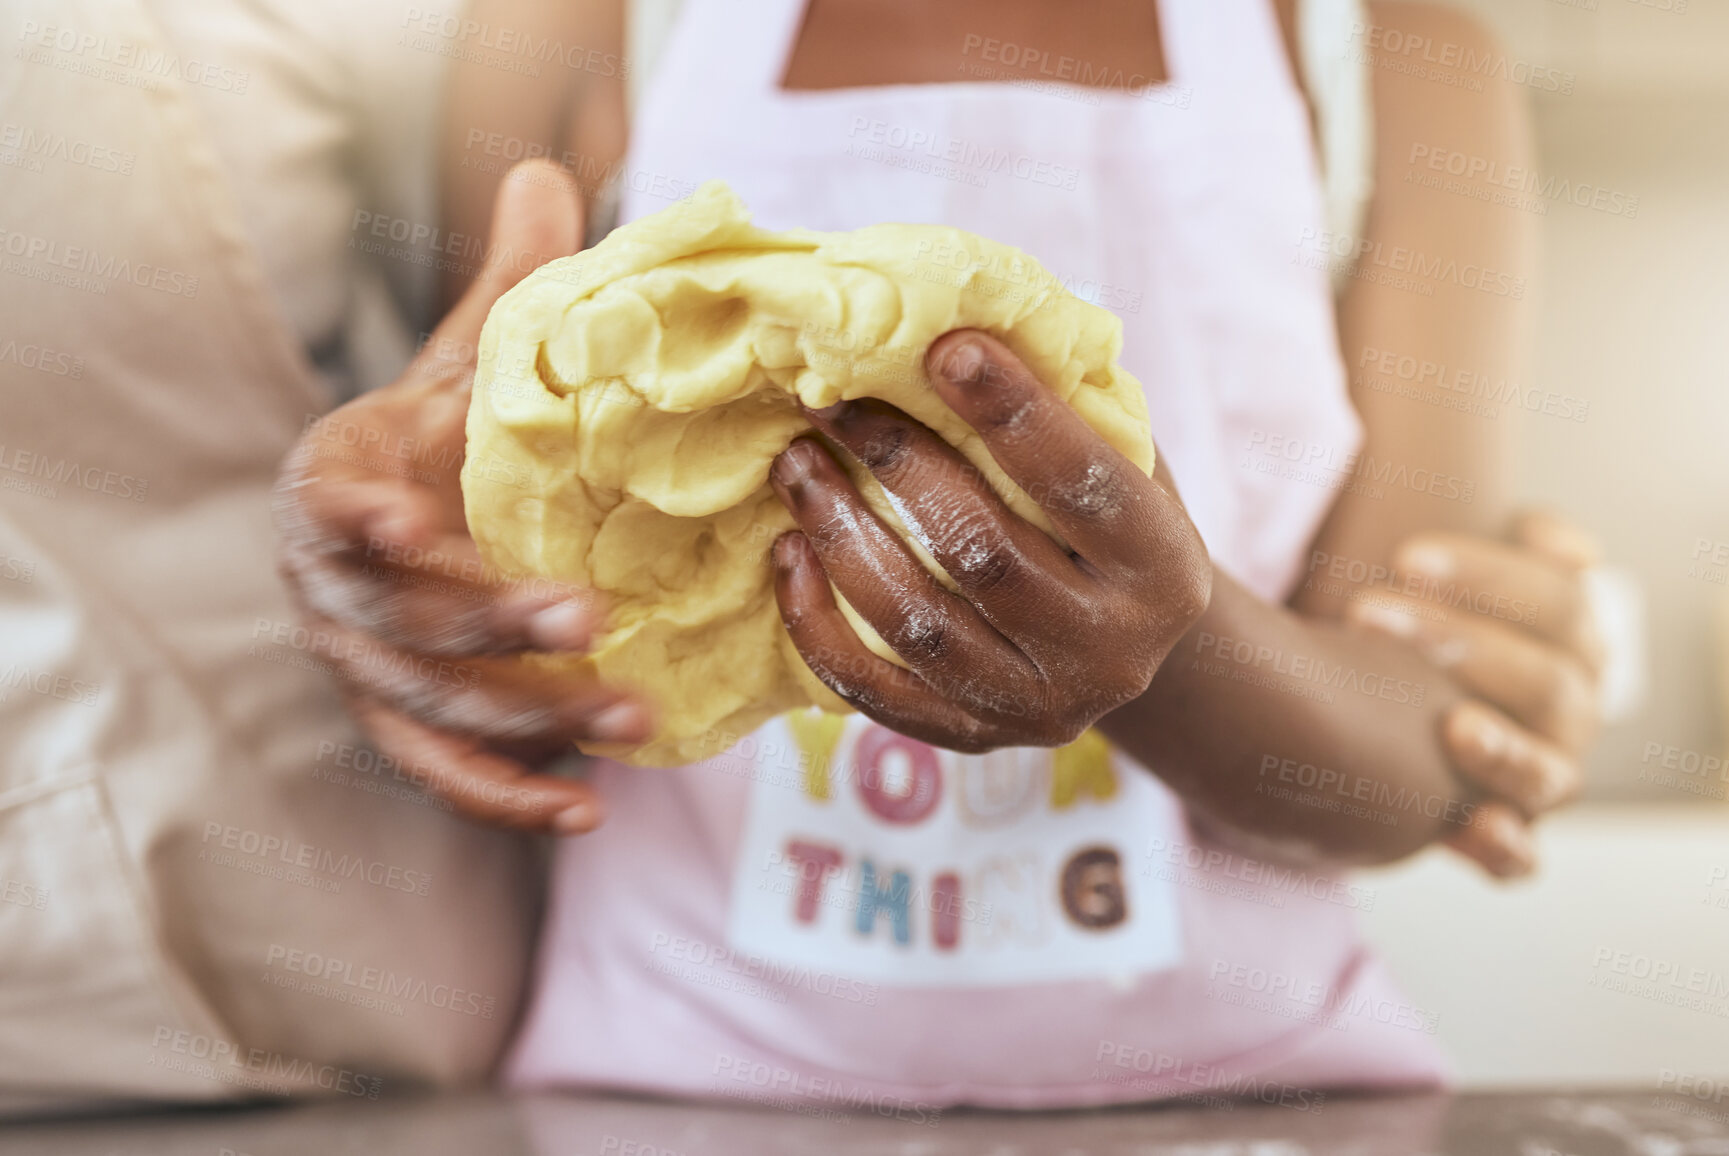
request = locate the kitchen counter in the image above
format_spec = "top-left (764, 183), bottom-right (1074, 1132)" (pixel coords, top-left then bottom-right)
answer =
top-left (7, 1088), bottom-right (1728, 1155)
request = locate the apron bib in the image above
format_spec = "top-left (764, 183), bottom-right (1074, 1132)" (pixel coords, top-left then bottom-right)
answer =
top-left (508, 0), bottom-right (1444, 1107)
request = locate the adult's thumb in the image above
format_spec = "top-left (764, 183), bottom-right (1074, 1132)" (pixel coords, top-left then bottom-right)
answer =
top-left (432, 159), bottom-right (584, 357)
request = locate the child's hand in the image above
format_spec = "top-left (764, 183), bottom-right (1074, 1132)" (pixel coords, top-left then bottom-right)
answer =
top-left (769, 331), bottom-right (1212, 753)
top-left (1348, 512), bottom-right (1604, 877)
top-left (273, 160), bottom-right (650, 835)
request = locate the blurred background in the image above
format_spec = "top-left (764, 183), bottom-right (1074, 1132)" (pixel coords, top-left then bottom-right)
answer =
top-left (1440, 0), bottom-right (1729, 800)
top-left (1364, 0), bottom-right (1729, 1091)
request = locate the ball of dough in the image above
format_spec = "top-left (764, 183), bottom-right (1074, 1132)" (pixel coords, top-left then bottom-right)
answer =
top-left (462, 180), bottom-right (1153, 767)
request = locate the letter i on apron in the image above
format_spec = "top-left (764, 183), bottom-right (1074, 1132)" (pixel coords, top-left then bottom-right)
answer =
top-left (727, 711), bottom-right (1185, 986)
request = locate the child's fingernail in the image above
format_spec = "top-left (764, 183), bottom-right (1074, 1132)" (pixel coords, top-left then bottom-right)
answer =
top-left (937, 339), bottom-right (988, 387)
top-left (1486, 812), bottom-right (1536, 877)
top-left (590, 701), bottom-right (648, 742)
top-left (772, 439), bottom-right (820, 487)
top-left (1464, 706), bottom-right (1512, 760)
top-left (1399, 542), bottom-right (1455, 580)
top-left (807, 400), bottom-right (854, 423)
top-left (552, 801), bottom-right (600, 835)
top-left (1352, 600), bottom-right (1418, 638)
top-left (772, 531), bottom-right (812, 574)
top-left (527, 602), bottom-right (592, 651)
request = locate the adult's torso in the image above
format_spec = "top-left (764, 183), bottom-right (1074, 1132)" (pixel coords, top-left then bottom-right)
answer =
top-left (0, 0), bottom-right (537, 1109)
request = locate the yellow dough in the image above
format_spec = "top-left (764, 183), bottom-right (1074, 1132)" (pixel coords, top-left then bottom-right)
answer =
top-left (462, 180), bottom-right (1154, 767)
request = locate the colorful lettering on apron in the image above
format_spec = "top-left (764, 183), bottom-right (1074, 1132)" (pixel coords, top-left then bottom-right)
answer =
top-left (728, 713), bottom-right (1184, 986)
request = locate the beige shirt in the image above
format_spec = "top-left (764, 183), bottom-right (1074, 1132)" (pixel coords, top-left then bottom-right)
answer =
top-left (0, 0), bottom-right (538, 1112)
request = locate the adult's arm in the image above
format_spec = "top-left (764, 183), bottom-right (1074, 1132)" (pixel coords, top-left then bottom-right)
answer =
top-left (437, 0), bottom-right (628, 310)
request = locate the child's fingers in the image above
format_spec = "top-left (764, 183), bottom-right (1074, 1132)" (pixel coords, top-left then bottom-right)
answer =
top-left (770, 531), bottom-right (995, 752)
top-left (1392, 532), bottom-right (1603, 670)
top-left (1444, 799), bottom-right (1537, 880)
top-left (1347, 593), bottom-right (1598, 755)
top-left (1442, 699), bottom-right (1581, 818)
top-left (804, 397), bottom-right (1082, 633)
top-left (1513, 508), bottom-right (1602, 571)
top-left (925, 330), bottom-right (1168, 575)
top-left (769, 437), bottom-right (1028, 706)
top-left (350, 697), bottom-right (604, 834)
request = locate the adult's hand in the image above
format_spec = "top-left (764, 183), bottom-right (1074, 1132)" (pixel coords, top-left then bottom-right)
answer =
top-left (273, 160), bottom-right (650, 835)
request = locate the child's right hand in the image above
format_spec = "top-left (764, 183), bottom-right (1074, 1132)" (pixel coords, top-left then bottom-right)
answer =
top-left (272, 161), bottom-right (650, 835)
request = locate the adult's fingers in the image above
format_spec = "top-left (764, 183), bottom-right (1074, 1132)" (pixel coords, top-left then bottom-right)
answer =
top-left (771, 531), bottom-right (996, 752)
top-left (769, 436), bottom-right (1031, 711)
top-left (300, 613), bottom-right (650, 747)
top-left (1348, 593), bottom-right (1598, 754)
top-left (924, 331), bottom-right (1166, 572)
top-left (804, 398), bottom-right (1081, 635)
top-left (278, 159), bottom-right (583, 563)
top-left (349, 697), bottom-right (603, 834)
top-left (282, 537), bottom-right (598, 655)
top-left (277, 466), bottom-right (598, 655)
top-left (296, 373), bottom-right (477, 497)
top-left (1442, 699), bottom-right (1581, 817)
top-left (1393, 532), bottom-right (1604, 672)
top-left (275, 449), bottom-right (447, 561)
top-left (422, 159), bottom-right (584, 367)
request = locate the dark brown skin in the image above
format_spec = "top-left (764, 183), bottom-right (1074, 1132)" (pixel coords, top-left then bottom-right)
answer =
top-left (754, 0), bottom-right (1588, 869)
top-left (769, 333), bottom-right (1209, 752)
top-left (763, 336), bottom-right (1466, 868)
top-left (273, 0), bottom-right (1602, 874)
top-left (781, 0), bottom-right (1166, 90)
top-left (276, 163), bottom-right (640, 836)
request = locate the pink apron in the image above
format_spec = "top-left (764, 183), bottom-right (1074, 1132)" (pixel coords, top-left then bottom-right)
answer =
top-left (507, 0), bottom-right (1448, 1108)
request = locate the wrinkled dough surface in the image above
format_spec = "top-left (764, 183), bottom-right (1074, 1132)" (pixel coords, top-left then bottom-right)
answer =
top-left (463, 181), bottom-right (1153, 767)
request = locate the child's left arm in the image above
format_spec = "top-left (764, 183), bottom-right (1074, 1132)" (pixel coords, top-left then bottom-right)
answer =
top-left (776, 3), bottom-right (1602, 875)
top-left (1291, 0), bottom-right (1603, 876)
top-left (1109, 3), bottom-right (1602, 876)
